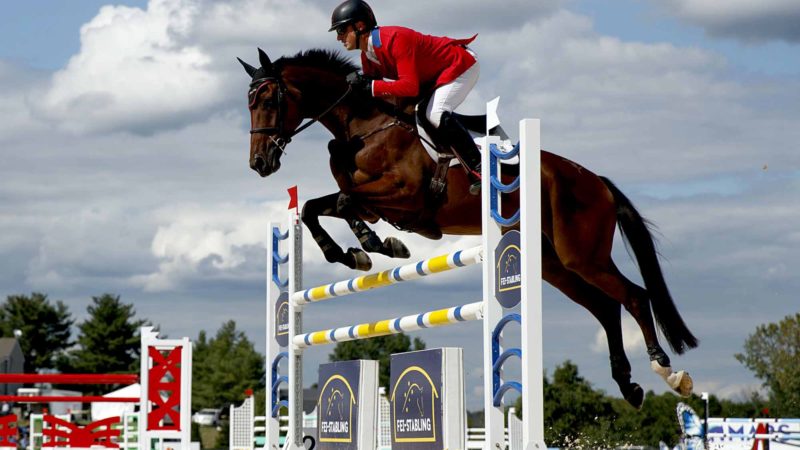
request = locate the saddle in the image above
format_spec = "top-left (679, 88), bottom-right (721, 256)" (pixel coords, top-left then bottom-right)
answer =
top-left (414, 97), bottom-right (488, 195)
top-left (326, 98), bottom-right (493, 240)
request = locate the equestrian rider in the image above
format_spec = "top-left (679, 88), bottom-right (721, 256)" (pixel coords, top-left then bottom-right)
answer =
top-left (330, 0), bottom-right (483, 195)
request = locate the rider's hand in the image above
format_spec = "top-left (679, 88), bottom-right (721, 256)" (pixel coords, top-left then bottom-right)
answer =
top-left (346, 71), bottom-right (372, 95)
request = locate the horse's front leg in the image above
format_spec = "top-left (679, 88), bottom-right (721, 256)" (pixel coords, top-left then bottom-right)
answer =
top-left (301, 193), bottom-right (372, 271)
top-left (336, 193), bottom-right (410, 260)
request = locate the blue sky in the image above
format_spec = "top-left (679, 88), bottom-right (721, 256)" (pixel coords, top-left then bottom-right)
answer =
top-left (1, 1), bottom-right (147, 69)
top-left (1, 0), bottom-right (799, 414)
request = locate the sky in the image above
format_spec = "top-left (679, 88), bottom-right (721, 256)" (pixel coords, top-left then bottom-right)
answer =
top-left (1, 0), bottom-right (799, 413)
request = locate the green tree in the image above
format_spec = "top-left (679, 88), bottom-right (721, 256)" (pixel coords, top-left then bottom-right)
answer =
top-left (735, 313), bottom-right (800, 416)
top-left (192, 321), bottom-right (265, 411)
top-left (329, 334), bottom-right (425, 388)
top-left (609, 390), bottom-right (693, 447)
top-left (540, 361), bottom-right (617, 448)
top-left (58, 294), bottom-right (145, 393)
top-left (0, 293), bottom-right (73, 373)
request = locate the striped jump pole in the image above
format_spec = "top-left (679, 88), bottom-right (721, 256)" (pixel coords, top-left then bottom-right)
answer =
top-left (265, 98), bottom-right (544, 450)
top-left (294, 301), bottom-right (484, 348)
top-left (292, 246), bottom-right (482, 305)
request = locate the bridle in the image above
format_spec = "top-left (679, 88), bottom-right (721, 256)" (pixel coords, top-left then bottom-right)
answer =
top-left (248, 75), bottom-right (352, 154)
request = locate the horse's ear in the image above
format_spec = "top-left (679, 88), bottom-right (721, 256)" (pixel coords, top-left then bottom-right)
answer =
top-left (258, 48), bottom-right (273, 73)
top-left (237, 57), bottom-right (258, 77)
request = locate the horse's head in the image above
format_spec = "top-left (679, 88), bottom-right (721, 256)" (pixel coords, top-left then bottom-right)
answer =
top-left (238, 49), bottom-right (304, 177)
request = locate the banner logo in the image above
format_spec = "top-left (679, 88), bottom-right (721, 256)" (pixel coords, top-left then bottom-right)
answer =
top-left (275, 291), bottom-right (289, 347)
top-left (495, 230), bottom-right (522, 308)
top-left (318, 372), bottom-right (358, 444)
top-left (390, 349), bottom-right (442, 449)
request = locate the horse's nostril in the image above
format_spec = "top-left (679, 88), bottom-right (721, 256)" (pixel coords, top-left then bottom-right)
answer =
top-left (251, 154), bottom-right (265, 171)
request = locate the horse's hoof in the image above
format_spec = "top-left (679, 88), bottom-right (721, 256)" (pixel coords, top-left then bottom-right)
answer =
top-left (668, 370), bottom-right (693, 397)
top-left (346, 248), bottom-right (372, 271)
top-left (623, 383), bottom-right (644, 409)
top-left (383, 237), bottom-right (410, 259)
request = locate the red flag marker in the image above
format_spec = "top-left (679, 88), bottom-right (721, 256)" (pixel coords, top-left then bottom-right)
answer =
top-left (287, 186), bottom-right (298, 214)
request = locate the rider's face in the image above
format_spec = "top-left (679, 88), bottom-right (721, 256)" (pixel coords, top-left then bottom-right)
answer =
top-left (336, 24), bottom-right (358, 51)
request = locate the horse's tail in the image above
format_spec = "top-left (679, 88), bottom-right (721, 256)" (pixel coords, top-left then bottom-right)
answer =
top-left (600, 176), bottom-right (698, 354)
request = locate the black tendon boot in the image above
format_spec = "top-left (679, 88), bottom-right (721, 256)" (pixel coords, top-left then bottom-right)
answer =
top-left (439, 111), bottom-right (482, 195)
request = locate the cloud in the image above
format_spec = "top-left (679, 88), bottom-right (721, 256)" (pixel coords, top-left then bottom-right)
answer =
top-left (379, 0), bottom-right (563, 35)
top-left (591, 315), bottom-right (646, 354)
top-left (0, 61), bottom-right (49, 139)
top-left (32, 0), bottom-right (222, 134)
top-left (130, 200), bottom-right (281, 291)
top-left (29, 0), bottom-right (345, 136)
top-left (467, 10), bottom-right (800, 183)
top-left (658, 0), bottom-right (800, 43)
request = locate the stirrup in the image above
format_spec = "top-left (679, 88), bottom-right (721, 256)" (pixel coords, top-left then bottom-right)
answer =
top-left (467, 169), bottom-right (481, 195)
top-left (469, 180), bottom-right (481, 195)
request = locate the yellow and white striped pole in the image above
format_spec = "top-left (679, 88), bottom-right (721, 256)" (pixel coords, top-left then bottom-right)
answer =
top-left (293, 301), bottom-right (484, 349)
top-left (291, 246), bottom-right (482, 306)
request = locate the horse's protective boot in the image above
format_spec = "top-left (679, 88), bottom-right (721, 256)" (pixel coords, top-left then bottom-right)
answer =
top-left (439, 111), bottom-right (482, 195)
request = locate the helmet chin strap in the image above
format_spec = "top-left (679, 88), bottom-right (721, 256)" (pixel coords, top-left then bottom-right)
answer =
top-left (353, 26), bottom-right (365, 50)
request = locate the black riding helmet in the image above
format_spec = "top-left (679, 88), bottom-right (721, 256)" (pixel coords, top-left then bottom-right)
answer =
top-left (329, 0), bottom-right (377, 32)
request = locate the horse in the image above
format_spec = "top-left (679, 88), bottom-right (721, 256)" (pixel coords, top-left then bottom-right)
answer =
top-left (238, 48), bottom-right (698, 409)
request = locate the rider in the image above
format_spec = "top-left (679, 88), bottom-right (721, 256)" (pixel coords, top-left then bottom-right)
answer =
top-left (330, 0), bottom-right (483, 194)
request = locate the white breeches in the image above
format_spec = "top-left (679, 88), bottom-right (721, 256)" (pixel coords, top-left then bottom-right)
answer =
top-left (425, 50), bottom-right (480, 128)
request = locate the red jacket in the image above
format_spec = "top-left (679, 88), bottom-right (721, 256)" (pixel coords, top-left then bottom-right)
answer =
top-left (361, 26), bottom-right (477, 98)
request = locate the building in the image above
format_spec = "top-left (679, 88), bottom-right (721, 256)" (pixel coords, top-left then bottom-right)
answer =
top-left (0, 338), bottom-right (24, 396)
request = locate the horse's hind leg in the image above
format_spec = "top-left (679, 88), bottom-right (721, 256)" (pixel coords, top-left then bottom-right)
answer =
top-left (549, 179), bottom-right (692, 396)
top-left (301, 193), bottom-right (372, 271)
top-left (543, 240), bottom-right (644, 408)
top-left (336, 194), bottom-right (410, 260)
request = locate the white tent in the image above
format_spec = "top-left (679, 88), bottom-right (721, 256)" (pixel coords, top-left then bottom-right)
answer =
top-left (91, 383), bottom-right (139, 421)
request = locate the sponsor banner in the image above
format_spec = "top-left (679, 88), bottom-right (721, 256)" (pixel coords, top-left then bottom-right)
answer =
top-left (318, 361), bottom-right (361, 449)
top-left (275, 291), bottom-right (289, 347)
top-left (390, 350), bottom-right (442, 450)
top-left (495, 230), bottom-right (522, 308)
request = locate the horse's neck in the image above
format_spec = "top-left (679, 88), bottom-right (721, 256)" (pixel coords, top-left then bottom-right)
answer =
top-left (286, 68), bottom-right (418, 145)
top-left (325, 98), bottom-right (416, 141)
top-left (280, 67), bottom-right (345, 136)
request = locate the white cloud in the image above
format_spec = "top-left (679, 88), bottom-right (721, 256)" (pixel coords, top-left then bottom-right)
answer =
top-left (658, 0), bottom-right (800, 42)
top-left (34, 0), bottom-right (222, 134)
top-left (591, 315), bottom-right (646, 354)
top-left (131, 200), bottom-right (281, 291)
top-left (467, 10), bottom-right (800, 182)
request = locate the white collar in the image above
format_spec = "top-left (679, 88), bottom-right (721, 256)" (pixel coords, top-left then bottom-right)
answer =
top-left (365, 33), bottom-right (380, 64)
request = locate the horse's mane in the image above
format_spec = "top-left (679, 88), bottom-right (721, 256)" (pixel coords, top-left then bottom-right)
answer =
top-left (273, 48), bottom-right (413, 119)
top-left (274, 49), bottom-right (357, 77)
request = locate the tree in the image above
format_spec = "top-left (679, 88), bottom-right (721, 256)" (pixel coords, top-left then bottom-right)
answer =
top-left (540, 361), bottom-right (617, 448)
top-left (609, 390), bottom-right (692, 448)
top-left (58, 294), bottom-right (145, 394)
top-left (329, 334), bottom-right (425, 388)
top-left (735, 313), bottom-right (800, 416)
top-left (192, 321), bottom-right (265, 412)
top-left (0, 293), bottom-right (73, 373)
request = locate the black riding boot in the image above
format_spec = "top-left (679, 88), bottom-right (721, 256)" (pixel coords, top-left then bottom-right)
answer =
top-left (439, 111), bottom-right (482, 195)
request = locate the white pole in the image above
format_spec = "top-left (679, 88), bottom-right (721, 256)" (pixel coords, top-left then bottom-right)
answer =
top-left (481, 100), bottom-right (505, 450)
top-left (520, 119), bottom-right (545, 449)
top-left (285, 211), bottom-right (304, 449)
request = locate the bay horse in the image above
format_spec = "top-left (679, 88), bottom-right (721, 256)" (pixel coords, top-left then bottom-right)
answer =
top-left (238, 48), bottom-right (698, 408)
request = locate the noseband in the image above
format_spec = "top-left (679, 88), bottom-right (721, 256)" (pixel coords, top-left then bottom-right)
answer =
top-left (248, 75), bottom-right (352, 153)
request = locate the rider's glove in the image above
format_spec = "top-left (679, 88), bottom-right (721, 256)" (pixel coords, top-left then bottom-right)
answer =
top-left (346, 71), bottom-right (372, 95)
